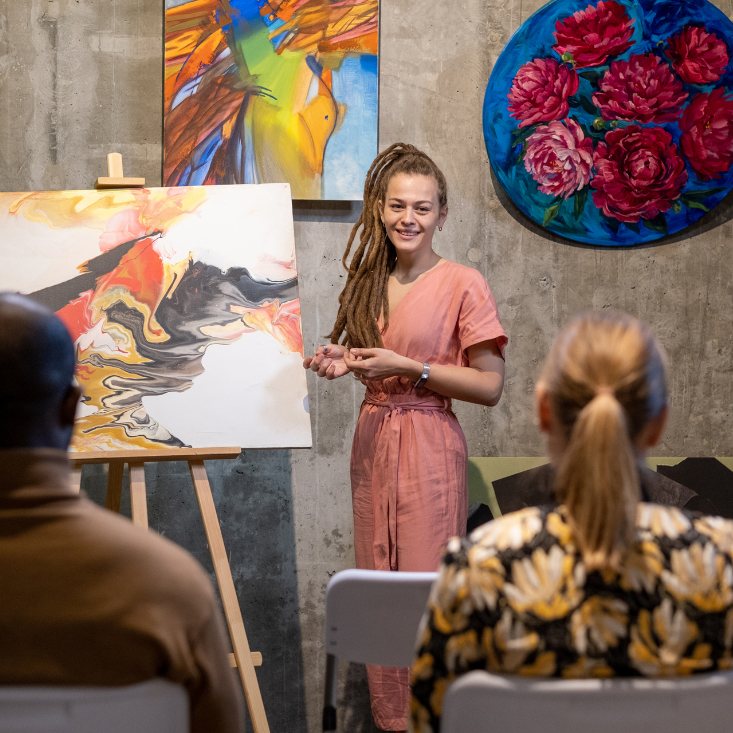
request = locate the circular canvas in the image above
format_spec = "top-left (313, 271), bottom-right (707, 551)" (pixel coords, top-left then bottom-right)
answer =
top-left (483, 0), bottom-right (733, 245)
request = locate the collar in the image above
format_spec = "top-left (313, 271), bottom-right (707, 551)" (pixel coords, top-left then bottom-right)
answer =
top-left (0, 448), bottom-right (77, 507)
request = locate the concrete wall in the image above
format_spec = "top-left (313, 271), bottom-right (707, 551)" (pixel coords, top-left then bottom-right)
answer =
top-left (1, 0), bottom-right (732, 730)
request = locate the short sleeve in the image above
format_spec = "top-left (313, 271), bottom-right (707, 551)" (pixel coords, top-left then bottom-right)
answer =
top-left (458, 271), bottom-right (507, 358)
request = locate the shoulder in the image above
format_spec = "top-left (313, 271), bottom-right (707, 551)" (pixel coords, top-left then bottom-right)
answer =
top-left (439, 260), bottom-right (489, 287)
top-left (436, 261), bottom-right (497, 308)
top-left (74, 499), bottom-right (216, 612)
top-left (466, 505), bottom-right (558, 555)
top-left (638, 502), bottom-right (733, 552)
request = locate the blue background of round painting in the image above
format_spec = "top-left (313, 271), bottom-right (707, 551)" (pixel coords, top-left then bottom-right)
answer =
top-left (483, 0), bottom-right (733, 246)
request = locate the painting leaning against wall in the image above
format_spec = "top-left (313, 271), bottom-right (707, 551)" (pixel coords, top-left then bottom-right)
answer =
top-left (164, 0), bottom-right (379, 200)
top-left (483, 0), bottom-right (733, 245)
top-left (0, 184), bottom-right (312, 451)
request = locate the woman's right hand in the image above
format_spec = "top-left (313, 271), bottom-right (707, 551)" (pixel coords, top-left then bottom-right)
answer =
top-left (303, 344), bottom-right (350, 380)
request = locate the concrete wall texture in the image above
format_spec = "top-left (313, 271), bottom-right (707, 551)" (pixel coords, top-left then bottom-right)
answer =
top-left (1, 0), bottom-right (732, 730)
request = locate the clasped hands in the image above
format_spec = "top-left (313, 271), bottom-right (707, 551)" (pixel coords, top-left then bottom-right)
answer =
top-left (302, 344), bottom-right (419, 382)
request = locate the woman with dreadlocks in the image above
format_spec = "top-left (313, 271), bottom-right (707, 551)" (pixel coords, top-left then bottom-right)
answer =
top-left (304, 143), bottom-right (507, 732)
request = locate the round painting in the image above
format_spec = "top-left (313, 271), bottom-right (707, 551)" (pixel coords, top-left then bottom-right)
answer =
top-left (483, 0), bottom-right (733, 245)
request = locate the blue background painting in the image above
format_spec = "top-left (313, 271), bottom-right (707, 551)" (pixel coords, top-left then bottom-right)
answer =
top-left (483, 0), bottom-right (733, 245)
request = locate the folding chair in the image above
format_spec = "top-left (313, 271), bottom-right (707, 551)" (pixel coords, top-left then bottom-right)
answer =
top-left (0, 679), bottom-right (188, 733)
top-left (322, 568), bottom-right (437, 731)
top-left (442, 669), bottom-right (733, 733)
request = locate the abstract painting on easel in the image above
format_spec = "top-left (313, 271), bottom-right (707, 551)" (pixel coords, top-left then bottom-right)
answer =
top-left (163, 0), bottom-right (379, 200)
top-left (0, 184), bottom-right (312, 451)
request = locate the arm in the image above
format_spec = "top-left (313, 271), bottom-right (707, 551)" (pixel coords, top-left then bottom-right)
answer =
top-left (188, 608), bottom-right (246, 733)
top-left (344, 339), bottom-right (505, 407)
top-left (411, 538), bottom-right (484, 733)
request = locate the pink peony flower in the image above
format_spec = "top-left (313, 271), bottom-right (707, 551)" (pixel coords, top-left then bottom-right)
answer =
top-left (592, 53), bottom-right (689, 123)
top-left (553, 0), bottom-right (635, 67)
top-left (592, 125), bottom-right (688, 222)
top-left (523, 119), bottom-right (594, 199)
top-left (666, 25), bottom-right (729, 85)
top-left (680, 88), bottom-right (733, 181)
top-left (508, 58), bottom-right (580, 128)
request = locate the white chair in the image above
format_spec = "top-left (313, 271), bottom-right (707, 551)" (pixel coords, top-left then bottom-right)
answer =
top-left (442, 669), bottom-right (733, 733)
top-left (0, 679), bottom-right (188, 733)
top-left (322, 568), bottom-right (437, 731)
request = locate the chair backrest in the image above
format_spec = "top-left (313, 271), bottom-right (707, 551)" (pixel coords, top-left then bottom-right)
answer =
top-left (442, 669), bottom-right (733, 733)
top-left (0, 679), bottom-right (188, 733)
top-left (325, 568), bottom-right (437, 667)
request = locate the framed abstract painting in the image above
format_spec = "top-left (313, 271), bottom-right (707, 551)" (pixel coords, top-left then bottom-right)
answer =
top-left (164, 0), bottom-right (379, 200)
top-left (0, 184), bottom-right (312, 451)
top-left (483, 0), bottom-right (733, 245)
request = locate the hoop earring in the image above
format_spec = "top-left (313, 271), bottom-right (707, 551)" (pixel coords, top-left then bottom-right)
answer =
top-left (438, 226), bottom-right (443, 232)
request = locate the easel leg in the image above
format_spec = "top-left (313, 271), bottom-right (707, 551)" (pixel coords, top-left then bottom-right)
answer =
top-left (70, 466), bottom-right (82, 494)
top-left (129, 462), bottom-right (148, 529)
top-left (105, 461), bottom-right (124, 512)
top-left (188, 459), bottom-right (270, 733)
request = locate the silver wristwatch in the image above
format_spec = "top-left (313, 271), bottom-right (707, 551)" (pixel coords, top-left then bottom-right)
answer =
top-left (414, 362), bottom-right (431, 389)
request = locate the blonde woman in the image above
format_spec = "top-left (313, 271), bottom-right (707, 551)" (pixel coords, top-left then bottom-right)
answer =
top-left (411, 310), bottom-right (733, 733)
top-left (304, 143), bottom-right (506, 732)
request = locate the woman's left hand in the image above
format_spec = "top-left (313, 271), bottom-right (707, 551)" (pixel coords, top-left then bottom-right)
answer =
top-left (344, 348), bottom-right (420, 382)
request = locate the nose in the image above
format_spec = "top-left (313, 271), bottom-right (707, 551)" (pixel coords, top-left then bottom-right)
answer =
top-left (401, 206), bottom-right (416, 225)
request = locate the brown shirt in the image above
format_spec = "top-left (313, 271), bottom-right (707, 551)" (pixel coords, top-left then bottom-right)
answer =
top-left (0, 448), bottom-right (244, 733)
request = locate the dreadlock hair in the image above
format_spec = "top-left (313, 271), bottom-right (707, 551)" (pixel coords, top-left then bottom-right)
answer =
top-left (328, 143), bottom-right (448, 349)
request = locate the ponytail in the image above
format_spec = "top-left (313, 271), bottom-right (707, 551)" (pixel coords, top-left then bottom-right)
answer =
top-left (542, 311), bottom-right (667, 569)
top-left (556, 391), bottom-right (640, 569)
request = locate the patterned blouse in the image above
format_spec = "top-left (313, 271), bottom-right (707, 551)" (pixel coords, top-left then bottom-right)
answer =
top-left (410, 504), bottom-right (733, 733)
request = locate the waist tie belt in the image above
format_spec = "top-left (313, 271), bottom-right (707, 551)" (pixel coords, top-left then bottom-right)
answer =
top-left (363, 393), bottom-right (452, 413)
top-left (362, 392), bottom-right (452, 571)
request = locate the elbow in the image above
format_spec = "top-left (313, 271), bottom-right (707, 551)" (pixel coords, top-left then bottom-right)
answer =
top-left (483, 382), bottom-right (504, 408)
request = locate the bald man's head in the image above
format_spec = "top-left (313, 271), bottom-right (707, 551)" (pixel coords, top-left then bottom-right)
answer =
top-left (0, 294), bottom-right (79, 450)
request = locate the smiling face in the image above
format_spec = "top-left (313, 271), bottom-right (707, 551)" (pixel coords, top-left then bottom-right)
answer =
top-left (378, 173), bottom-right (448, 256)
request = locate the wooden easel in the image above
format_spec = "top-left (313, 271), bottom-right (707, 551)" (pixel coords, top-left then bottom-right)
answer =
top-left (72, 156), bottom-right (272, 733)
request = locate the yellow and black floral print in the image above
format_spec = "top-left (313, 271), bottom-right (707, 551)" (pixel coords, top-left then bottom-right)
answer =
top-left (410, 504), bottom-right (733, 733)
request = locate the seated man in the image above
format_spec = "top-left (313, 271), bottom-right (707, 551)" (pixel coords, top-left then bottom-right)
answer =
top-left (0, 294), bottom-right (243, 733)
top-left (411, 311), bottom-right (733, 733)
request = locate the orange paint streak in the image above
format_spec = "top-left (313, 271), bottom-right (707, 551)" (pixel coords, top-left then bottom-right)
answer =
top-left (95, 238), bottom-right (165, 332)
top-left (56, 290), bottom-right (94, 343)
top-left (241, 299), bottom-right (304, 356)
top-left (74, 364), bottom-right (95, 382)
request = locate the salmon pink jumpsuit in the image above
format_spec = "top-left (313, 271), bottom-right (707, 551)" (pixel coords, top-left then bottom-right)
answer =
top-left (350, 260), bottom-right (507, 730)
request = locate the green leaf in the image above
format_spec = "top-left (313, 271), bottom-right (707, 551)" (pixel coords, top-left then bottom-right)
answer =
top-left (517, 146), bottom-right (527, 165)
top-left (682, 199), bottom-right (710, 213)
top-left (574, 188), bottom-right (588, 220)
top-left (543, 201), bottom-right (563, 227)
top-left (511, 124), bottom-right (539, 147)
top-left (579, 95), bottom-right (598, 115)
top-left (643, 214), bottom-right (669, 235)
top-left (623, 221), bottom-right (641, 233)
top-left (579, 70), bottom-right (601, 83)
top-left (681, 187), bottom-right (726, 201)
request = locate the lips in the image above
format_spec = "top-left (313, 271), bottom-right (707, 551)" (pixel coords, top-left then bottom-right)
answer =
top-left (396, 229), bottom-right (419, 237)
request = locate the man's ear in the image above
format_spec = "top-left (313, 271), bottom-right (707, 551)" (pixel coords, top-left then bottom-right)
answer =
top-left (60, 383), bottom-right (81, 429)
top-left (536, 383), bottom-right (552, 433)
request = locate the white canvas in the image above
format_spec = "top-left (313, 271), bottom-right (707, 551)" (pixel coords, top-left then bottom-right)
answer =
top-left (0, 184), bottom-right (312, 451)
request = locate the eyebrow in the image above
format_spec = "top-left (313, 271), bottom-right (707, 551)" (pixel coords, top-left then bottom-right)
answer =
top-left (387, 198), bottom-right (434, 205)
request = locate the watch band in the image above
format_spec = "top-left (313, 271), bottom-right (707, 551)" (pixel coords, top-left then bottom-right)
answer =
top-left (414, 362), bottom-right (431, 389)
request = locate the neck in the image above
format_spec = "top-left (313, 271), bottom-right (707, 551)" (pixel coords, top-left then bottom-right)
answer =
top-left (392, 246), bottom-right (441, 281)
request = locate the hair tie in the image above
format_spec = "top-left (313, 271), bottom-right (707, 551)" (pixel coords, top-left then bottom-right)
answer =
top-left (595, 386), bottom-right (615, 398)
